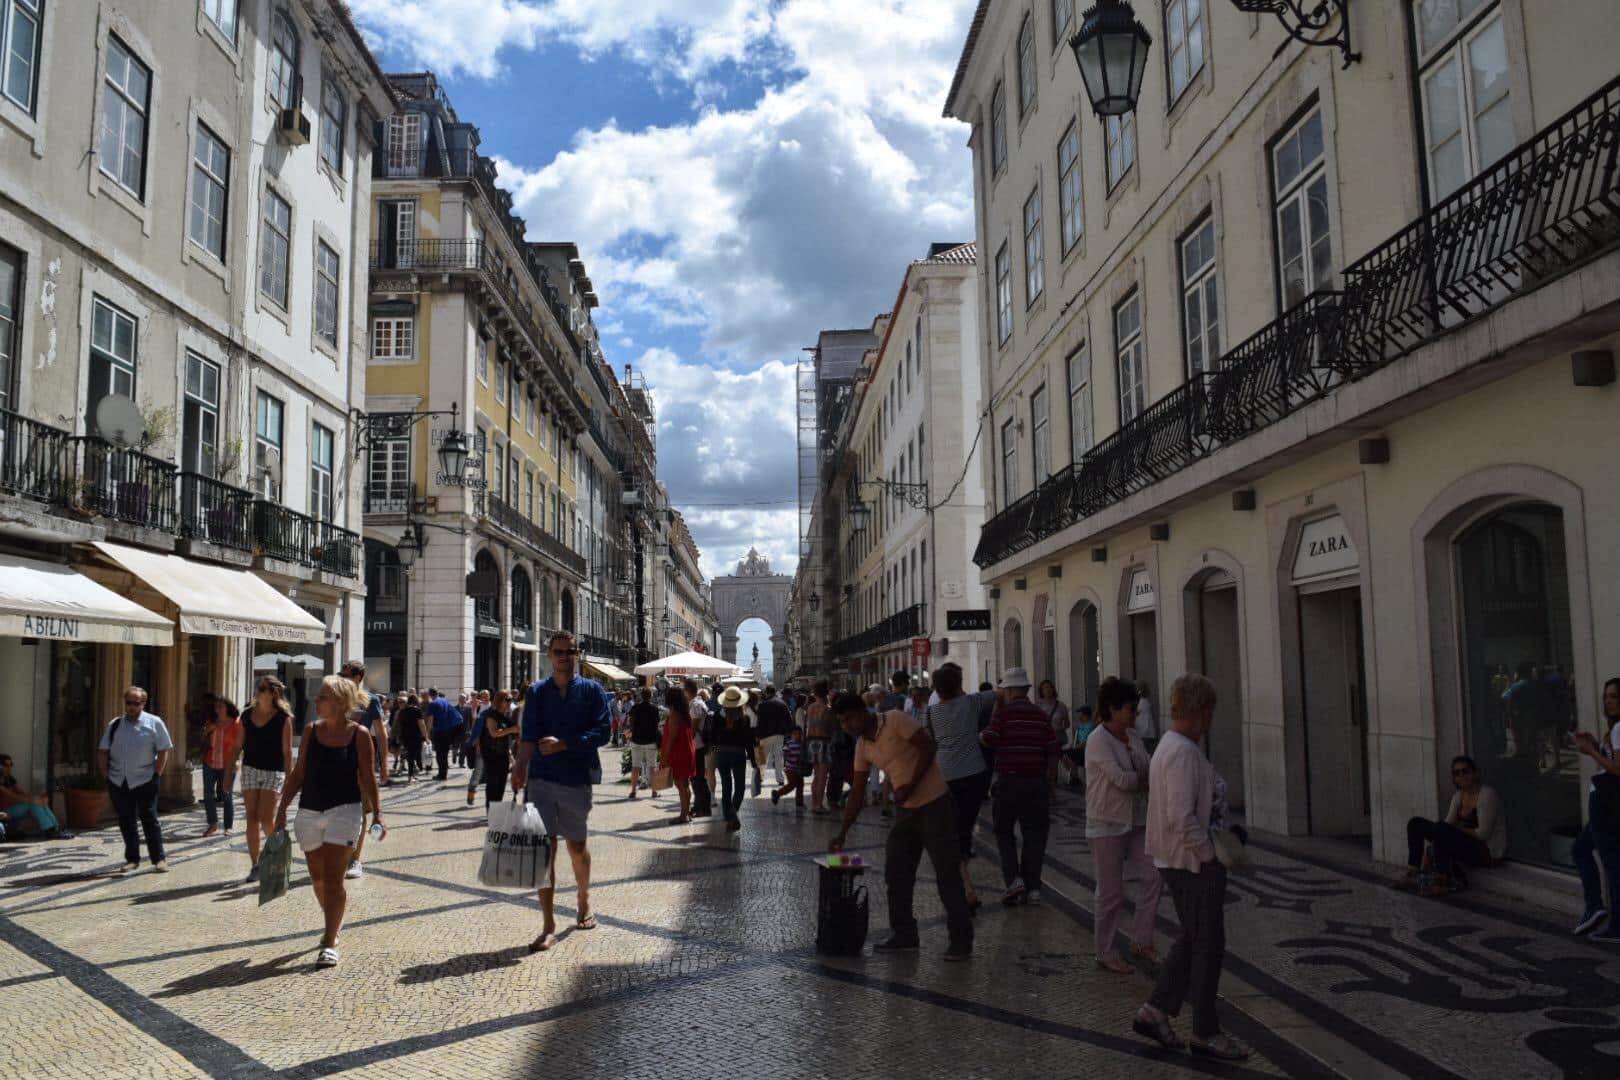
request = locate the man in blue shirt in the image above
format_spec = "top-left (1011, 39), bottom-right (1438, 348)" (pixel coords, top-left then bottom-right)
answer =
top-left (426, 688), bottom-right (461, 781)
top-left (510, 629), bottom-right (611, 953)
top-left (97, 686), bottom-right (173, 873)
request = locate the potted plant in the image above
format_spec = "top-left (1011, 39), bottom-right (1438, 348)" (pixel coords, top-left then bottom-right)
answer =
top-left (62, 769), bottom-right (109, 829)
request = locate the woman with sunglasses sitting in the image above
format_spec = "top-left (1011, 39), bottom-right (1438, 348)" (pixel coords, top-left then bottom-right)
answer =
top-left (1397, 755), bottom-right (1505, 895)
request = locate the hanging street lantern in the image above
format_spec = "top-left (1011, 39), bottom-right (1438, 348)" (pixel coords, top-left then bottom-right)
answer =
top-left (849, 500), bottom-right (871, 534)
top-left (437, 428), bottom-right (471, 481)
top-left (1070, 0), bottom-right (1153, 117)
top-left (396, 522), bottom-right (425, 568)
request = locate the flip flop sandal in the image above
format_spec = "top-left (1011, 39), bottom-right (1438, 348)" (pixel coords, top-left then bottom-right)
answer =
top-left (529, 932), bottom-right (558, 953)
top-left (1190, 1035), bottom-right (1251, 1061)
top-left (315, 947), bottom-right (339, 968)
top-left (1132, 1010), bottom-right (1185, 1050)
top-left (576, 914), bottom-right (598, 930)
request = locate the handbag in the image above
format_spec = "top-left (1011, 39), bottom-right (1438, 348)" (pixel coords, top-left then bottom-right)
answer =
top-left (650, 765), bottom-right (673, 793)
top-left (258, 828), bottom-right (293, 906)
top-left (478, 797), bottom-right (553, 890)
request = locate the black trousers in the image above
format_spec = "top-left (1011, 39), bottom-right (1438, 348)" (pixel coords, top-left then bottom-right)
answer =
top-left (108, 778), bottom-right (164, 865)
top-left (403, 738), bottom-right (424, 776)
top-left (991, 775), bottom-right (1052, 889)
top-left (1150, 862), bottom-right (1229, 1039)
top-left (886, 793), bottom-right (973, 947)
top-left (483, 750), bottom-right (510, 805)
top-left (690, 746), bottom-right (712, 813)
top-left (432, 732), bottom-right (453, 779)
top-left (714, 748), bottom-right (748, 820)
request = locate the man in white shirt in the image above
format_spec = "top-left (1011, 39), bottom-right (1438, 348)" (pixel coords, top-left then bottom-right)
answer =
top-left (1132, 673), bottom-right (1246, 1061)
top-left (98, 686), bottom-right (173, 873)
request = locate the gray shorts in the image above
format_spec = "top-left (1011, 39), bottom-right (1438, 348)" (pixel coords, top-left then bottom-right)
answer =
top-left (526, 778), bottom-right (592, 843)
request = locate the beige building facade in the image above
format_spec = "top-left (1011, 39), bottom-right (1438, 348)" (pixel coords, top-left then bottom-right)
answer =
top-left (947, 0), bottom-right (1620, 872)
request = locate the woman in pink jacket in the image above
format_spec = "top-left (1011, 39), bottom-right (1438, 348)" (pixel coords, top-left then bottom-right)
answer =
top-left (1085, 677), bottom-right (1162, 973)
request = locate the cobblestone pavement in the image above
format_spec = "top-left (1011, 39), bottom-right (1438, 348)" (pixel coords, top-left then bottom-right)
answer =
top-left (2, 755), bottom-right (1616, 1078)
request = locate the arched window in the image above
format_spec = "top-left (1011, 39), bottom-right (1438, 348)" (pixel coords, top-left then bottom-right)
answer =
top-left (511, 566), bottom-right (533, 632)
top-left (1003, 617), bottom-right (1024, 669)
top-left (473, 549), bottom-right (500, 625)
top-left (1017, 13), bottom-right (1037, 117)
top-left (537, 573), bottom-right (552, 632)
top-left (990, 81), bottom-right (1007, 174)
top-left (364, 540), bottom-right (405, 614)
top-left (269, 11), bottom-right (300, 111)
top-left (560, 589), bottom-right (576, 634)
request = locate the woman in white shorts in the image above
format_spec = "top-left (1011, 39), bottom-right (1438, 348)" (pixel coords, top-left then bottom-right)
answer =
top-left (274, 677), bottom-right (384, 969)
top-left (237, 676), bottom-right (295, 884)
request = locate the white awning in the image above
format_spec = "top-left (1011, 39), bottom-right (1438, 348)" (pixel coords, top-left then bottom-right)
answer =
top-left (92, 542), bottom-right (326, 645)
top-left (584, 659), bottom-right (635, 683)
top-left (511, 641), bottom-right (540, 653)
top-left (0, 554), bottom-right (173, 646)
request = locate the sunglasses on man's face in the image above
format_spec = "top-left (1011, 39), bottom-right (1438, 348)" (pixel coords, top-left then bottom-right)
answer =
top-left (551, 648), bottom-right (579, 658)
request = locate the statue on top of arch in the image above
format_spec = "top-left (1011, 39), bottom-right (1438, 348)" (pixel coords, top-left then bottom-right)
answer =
top-left (736, 547), bottom-right (772, 576)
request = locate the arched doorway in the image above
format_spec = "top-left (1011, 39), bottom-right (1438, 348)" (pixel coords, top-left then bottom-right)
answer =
top-left (511, 566), bottom-right (534, 686)
top-left (1002, 617), bottom-right (1023, 671)
top-left (1068, 599), bottom-right (1100, 715)
top-left (363, 539), bottom-right (406, 689)
top-left (1454, 502), bottom-right (1578, 867)
top-left (1032, 594), bottom-right (1055, 688)
top-left (560, 588), bottom-right (575, 635)
top-left (473, 549), bottom-right (501, 692)
top-left (1185, 566), bottom-right (1244, 810)
top-left (1121, 567), bottom-right (1159, 699)
top-left (736, 617), bottom-right (773, 682)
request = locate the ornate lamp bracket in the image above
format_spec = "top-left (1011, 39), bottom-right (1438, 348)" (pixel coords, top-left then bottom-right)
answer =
top-left (1229, 0), bottom-right (1360, 68)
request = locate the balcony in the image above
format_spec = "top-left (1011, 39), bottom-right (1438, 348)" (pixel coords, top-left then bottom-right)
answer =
top-left (830, 603), bottom-right (925, 660)
top-left (483, 497), bottom-right (589, 580)
top-left (0, 410), bottom-right (74, 505)
top-left (72, 437), bottom-right (177, 532)
top-left (253, 501), bottom-right (361, 578)
top-left (974, 73), bottom-right (1620, 569)
top-left (363, 480), bottom-right (416, 515)
top-left (180, 472), bottom-right (255, 553)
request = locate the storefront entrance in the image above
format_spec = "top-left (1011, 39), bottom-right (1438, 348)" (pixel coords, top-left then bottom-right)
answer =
top-left (1068, 600), bottom-right (1100, 716)
top-left (474, 636), bottom-right (500, 695)
top-left (1123, 569), bottom-right (1158, 699)
top-left (1190, 570), bottom-right (1244, 810)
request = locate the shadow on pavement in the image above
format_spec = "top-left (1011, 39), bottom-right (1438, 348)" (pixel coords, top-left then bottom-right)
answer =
top-left (154, 949), bottom-right (308, 998)
top-left (399, 944), bottom-right (531, 985)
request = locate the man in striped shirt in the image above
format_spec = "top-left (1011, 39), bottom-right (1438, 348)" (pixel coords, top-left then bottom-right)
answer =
top-left (981, 667), bottom-right (1061, 906)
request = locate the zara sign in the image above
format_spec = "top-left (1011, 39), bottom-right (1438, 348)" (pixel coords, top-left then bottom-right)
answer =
top-left (1292, 514), bottom-right (1359, 584)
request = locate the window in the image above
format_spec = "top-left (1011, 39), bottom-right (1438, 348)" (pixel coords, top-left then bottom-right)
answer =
top-left (310, 423), bottom-right (333, 521)
top-left (0, 244), bottom-right (21, 410)
top-left (995, 242), bottom-right (1012, 345)
top-left (495, 354), bottom-right (507, 404)
top-left (319, 76), bottom-right (346, 174)
top-left (525, 469), bottom-right (534, 521)
top-left (1023, 186), bottom-right (1044, 305)
top-left (201, 0), bottom-right (237, 40)
top-left (1058, 122), bottom-right (1083, 253)
top-left (258, 189), bottom-right (291, 308)
top-left (371, 316), bottom-right (413, 360)
top-left (1051, 0), bottom-right (1074, 46)
top-left (385, 114), bottom-right (422, 179)
top-left (1067, 342), bottom-right (1092, 460)
top-left (1000, 417), bottom-right (1018, 505)
top-left (1017, 14), bottom-right (1037, 117)
top-left (989, 82), bottom-right (1007, 175)
top-left (3, 0), bottom-right (43, 112)
top-left (99, 37), bottom-right (150, 197)
top-left (525, 392), bottom-right (536, 434)
top-left (368, 437), bottom-right (408, 500)
top-left (268, 10), bottom-right (299, 111)
top-left (254, 391), bottom-right (284, 499)
top-left (182, 352), bottom-right (219, 477)
top-left (1031, 383), bottom-right (1049, 484)
top-left (188, 122), bottom-right (229, 260)
top-left (87, 298), bottom-right (136, 424)
top-left (1419, 3), bottom-right (1510, 199)
top-left (1165, 0), bottom-right (1207, 102)
top-left (492, 443), bottom-right (504, 504)
top-left (314, 241), bottom-right (339, 346)
top-left (904, 343), bottom-right (911, 392)
top-left (1105, 113), bottom-right (1135, 188)
top-left (1115, 291), bottom-right (1145, 423)
top-left (1272, 108), bottom-right (1332, 308)
top-left (1181, 217), bottom-right (1219, 376)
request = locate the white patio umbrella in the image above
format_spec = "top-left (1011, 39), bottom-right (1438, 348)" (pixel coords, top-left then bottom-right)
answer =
top-left (253, 653), bottom-right (293, 671)
top-left (633, 650), bottom-right (740, 678)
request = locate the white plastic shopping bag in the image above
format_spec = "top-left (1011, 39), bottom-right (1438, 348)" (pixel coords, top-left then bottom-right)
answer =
top-left (478, 798), bottom-right (553, 890)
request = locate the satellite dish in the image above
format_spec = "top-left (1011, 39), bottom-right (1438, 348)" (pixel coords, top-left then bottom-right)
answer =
top-left (94, 394), bottom-right (146, 449)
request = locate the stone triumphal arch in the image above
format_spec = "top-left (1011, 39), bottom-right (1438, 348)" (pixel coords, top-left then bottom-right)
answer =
top-left (710, 548), bottom-right (792, 685)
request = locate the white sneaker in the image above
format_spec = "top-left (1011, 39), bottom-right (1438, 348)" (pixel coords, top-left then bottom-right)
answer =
top-left (344, 861), bottom-right (363, 880)
top-left (1025, 889), bottom-right (1042, 906)
top-left (153, 860), bottom-right (169, 873)
top-left (1001, 878), bottom-right (1026, 906)
top-left (315, 947), bottom-right (340, 968)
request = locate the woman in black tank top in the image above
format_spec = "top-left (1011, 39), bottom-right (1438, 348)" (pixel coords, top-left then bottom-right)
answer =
top-left (239, 677), bottom-right (295, 884)
top-left (274, 675), bottom-right (383, 968)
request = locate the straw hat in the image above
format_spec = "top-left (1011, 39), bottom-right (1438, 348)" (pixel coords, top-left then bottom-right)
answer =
top-left (718, 686), bottom-right (748, 709)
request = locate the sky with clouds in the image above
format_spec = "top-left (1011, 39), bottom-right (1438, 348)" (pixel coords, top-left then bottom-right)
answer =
top-left (349, 0), bottom-right (978, 660)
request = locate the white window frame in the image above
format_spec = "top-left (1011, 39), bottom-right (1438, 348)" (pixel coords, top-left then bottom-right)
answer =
top-left (1164, 0), bottom-right (1207, 104)
top-left (494, 353), bottom-right (507, 404)
top-left (1271, 107), bottom-right (1333, 310)
top-left (1031, 383), bottom-right (1050, 484)
top-left (368, 436), bottom-right (408, 498)
top-left (314, 240), bottom-right (340, 347)
top-left (1067, 342), bottom-right (1092, 461)
top-left (1181, 217), bottom-right (1219, 377)
top-left (201, 0), bottom-right (237, 41)
top-left (268, 9), bottom-right (299, 111)
top-left (182, 351), bottom-right (220, 478)
top-left (318, 74), bottom-right (346, 175)
top-left (310, 422), bottom-right (334, 522)
top-left (0, 243), bottom-right (20, 411)
top-left (1023, 185), bottom-right (1044, 306)
top-left (99, 35), bottom-right (150, 198)
top-left (989, 82), bottom-right (1007, 175)
top-left (258, 187), bottom-right (291, 309)
top-left (476, 341), bottom-right (489, 386)
top-left (995, 242), bottom-right (1012, 345)
top-left (1051, 0), bottom-right (1074, 48)
top-left (1105, 112), bottom-right (1135, 190)
top-left (1016, 13), bottom-right (1037, 118)
top-left (525, 392), bottom-right (536, 435)
top-left (1418, 3), bottom-right (1511, 200)
top-left (255, 390), bottom-right (284, 499)
top-left (188, 121), bottom-right (229, 261)
top-left (1115, 291), bottom-right (1145, 424)
top-left (2, 0), bottom-right (45, 113)
top-left (371, 316), bottom-right (414, 361)
top-left (386, 113), bottom-right (421, 176)
top-left (1000, 417), bottom-right (1018, 506)
top-left (88, 296), bottom-right (137, 410)
top-left (1058, 121), bottom-right (1083, 254)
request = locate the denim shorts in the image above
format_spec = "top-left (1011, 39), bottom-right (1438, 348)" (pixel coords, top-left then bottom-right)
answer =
top-left (526, 778), bottom-right (592, 843)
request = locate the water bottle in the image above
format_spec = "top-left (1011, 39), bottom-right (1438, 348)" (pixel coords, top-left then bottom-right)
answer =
top-left (370, 821), bottom-right (385, 841)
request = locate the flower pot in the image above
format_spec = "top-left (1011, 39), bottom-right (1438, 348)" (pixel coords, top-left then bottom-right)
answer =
top-left (64, 786), bottom-right (109, 829)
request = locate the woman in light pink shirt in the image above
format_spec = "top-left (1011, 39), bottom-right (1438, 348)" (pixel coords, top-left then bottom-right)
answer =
top-left (1086, 678), bottom-right (1162, 972)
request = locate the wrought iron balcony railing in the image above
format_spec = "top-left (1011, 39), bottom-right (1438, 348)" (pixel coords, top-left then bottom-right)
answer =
top-left (363, 480), bottom-right (416, 515)
top-left (180, 472), bottom-right (255, 553)
top-left (369, 239), bottom-right (485, 273)
top-left (483, 497), bottom-right (589, 580)
top-left (253, 502), bottom-right (361, 578)
top-left (0, 410), bottom-right (74, 505)
top-left (973, 72), bottom-right (1620, 569)
top-left (72, 437), bottom-right (177, 532)
top-left (830, 603), bottom-right (925, 660)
